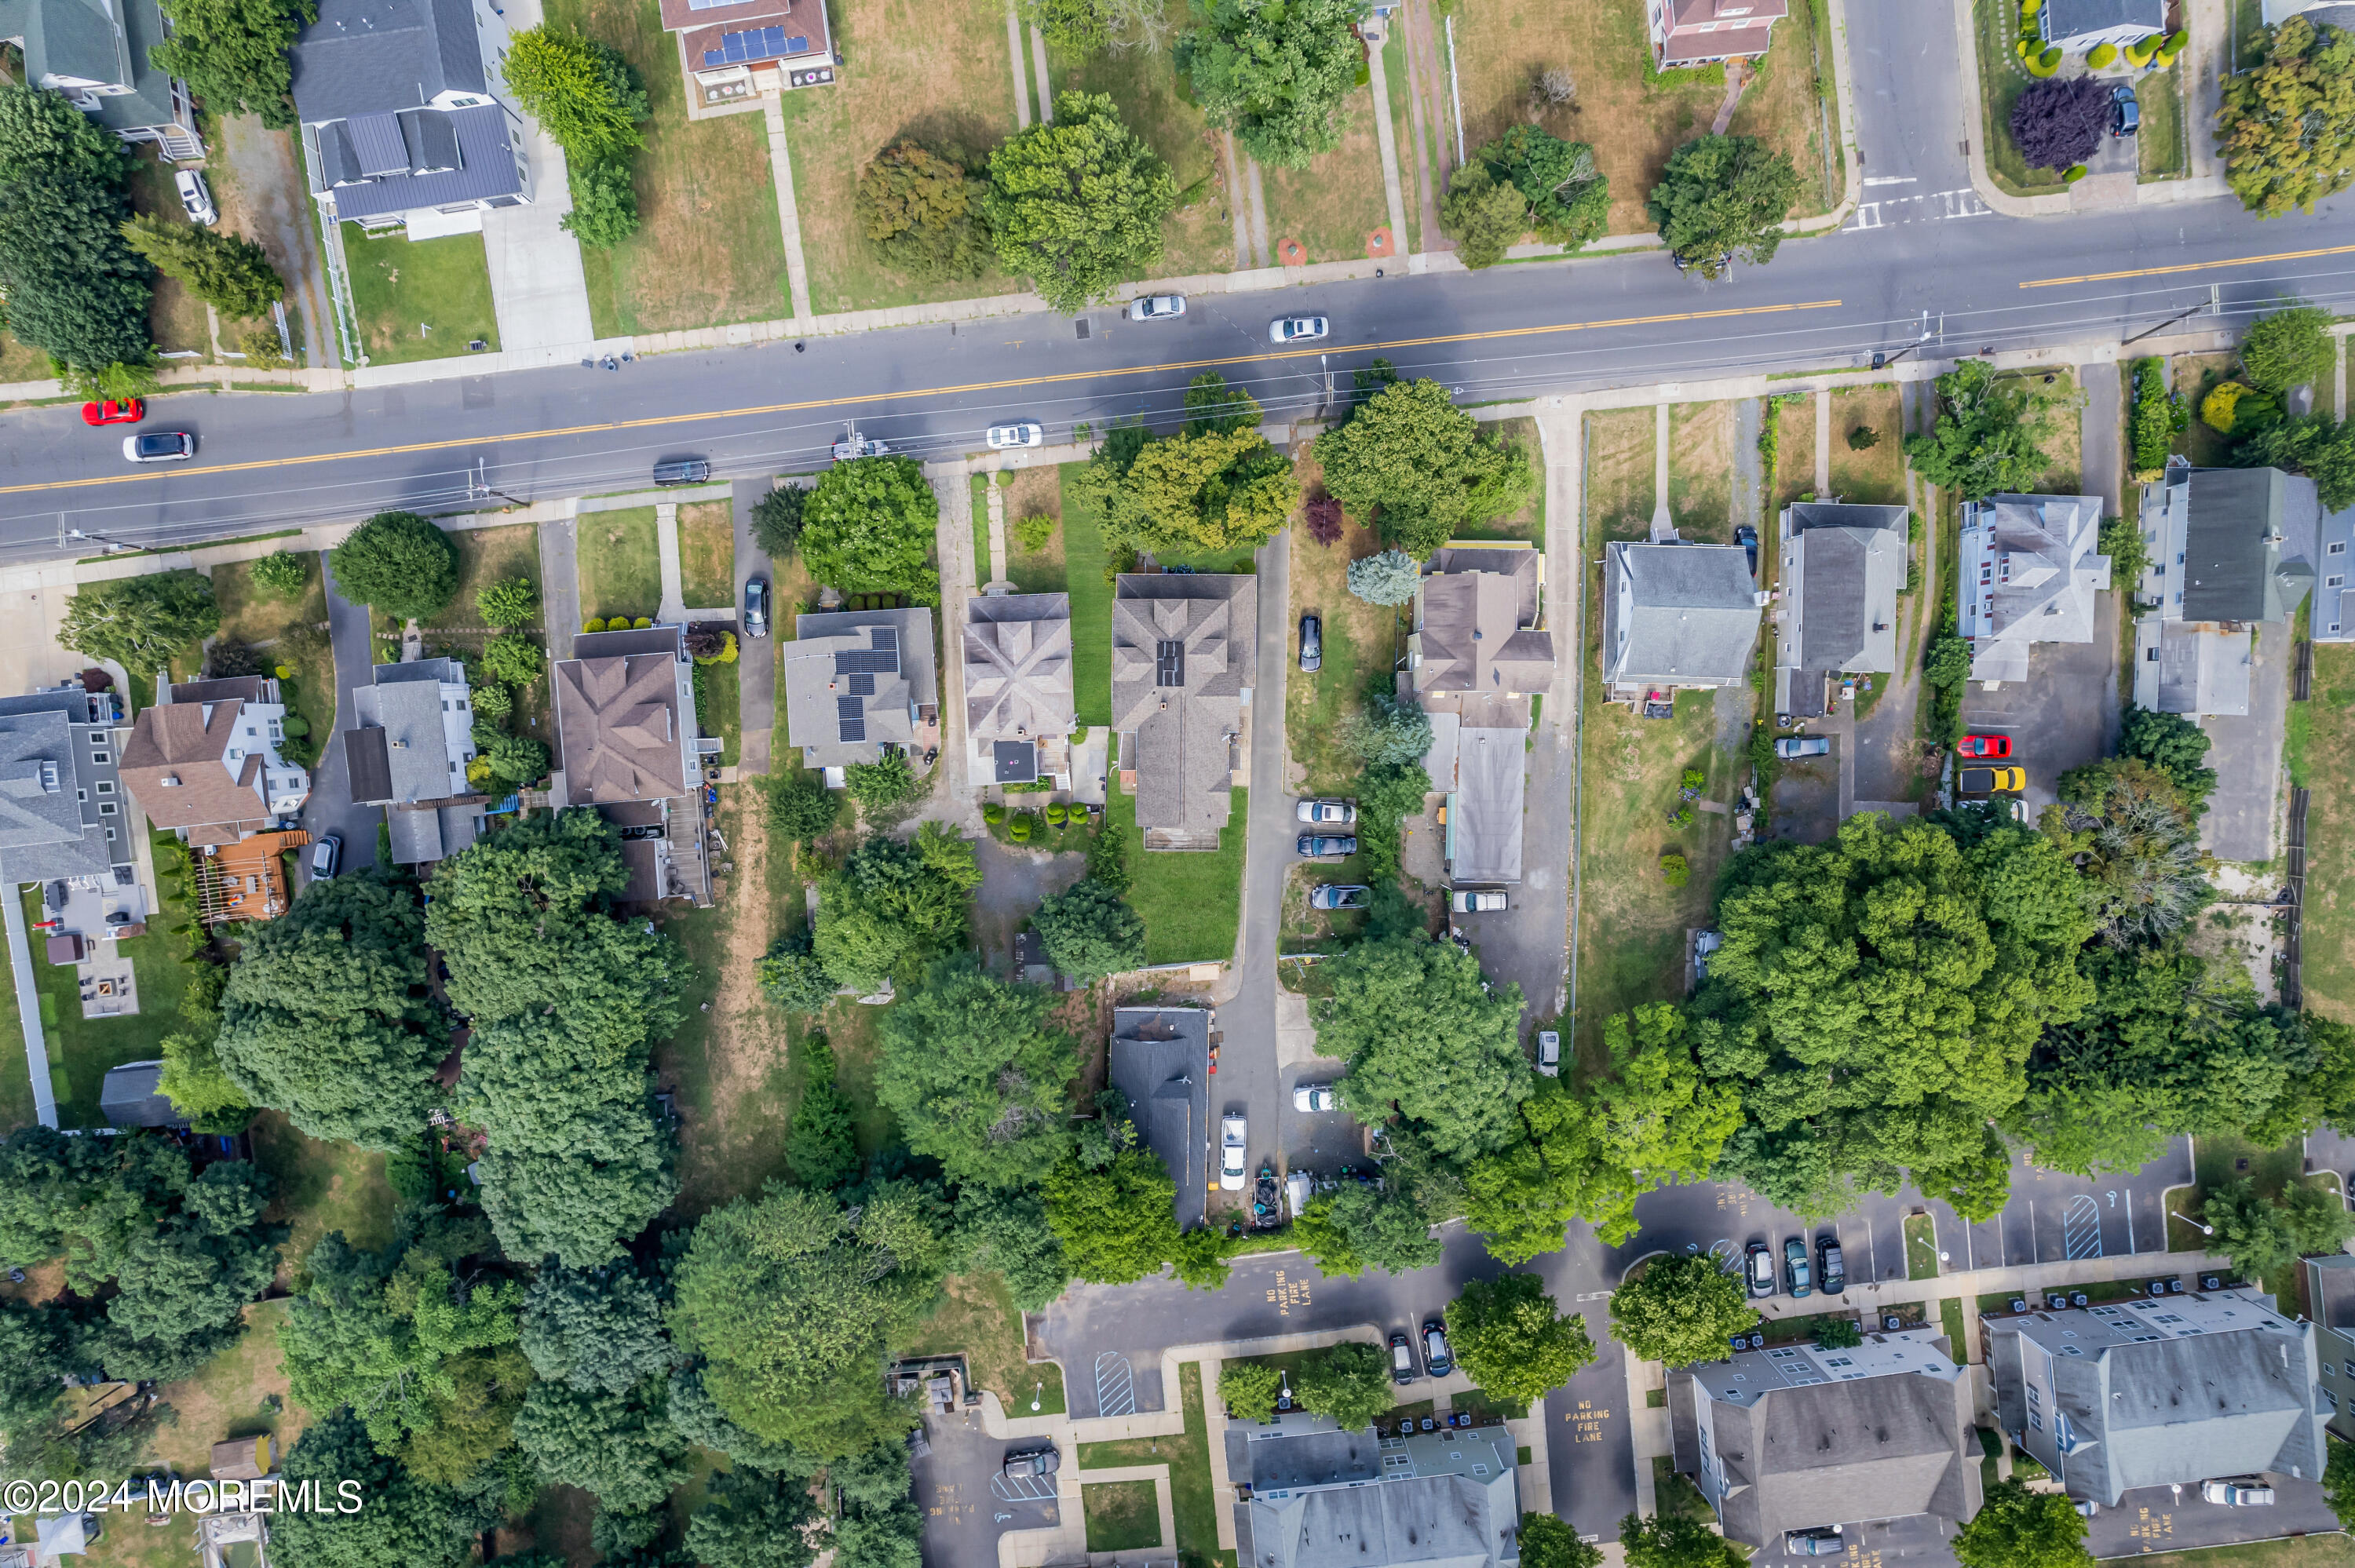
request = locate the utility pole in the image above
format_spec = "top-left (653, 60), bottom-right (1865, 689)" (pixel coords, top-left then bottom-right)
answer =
top-left (471, 459), bottom-right (527, 509)
top-left (2121, 285), bottom-right (2220, 349)
top-left (1871, 311), bottom-right (1935, 370)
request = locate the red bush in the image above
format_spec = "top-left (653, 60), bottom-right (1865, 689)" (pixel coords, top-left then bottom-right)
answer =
top-left (1303, 488), bottom-right (1345, 545)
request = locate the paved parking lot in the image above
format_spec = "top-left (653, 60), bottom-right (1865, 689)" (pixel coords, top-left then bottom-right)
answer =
top-left (911, 1409), bottom-right (1060, 1568)
top-left (1745, 1512), bottom-right (1958, 1568)
top-left (2082, 1479), bottom-right (2341, 1558)
top-left (1769, 751), bottom-right (1839, 844)
top-left (1955, 595), bottom-right (2121, 815)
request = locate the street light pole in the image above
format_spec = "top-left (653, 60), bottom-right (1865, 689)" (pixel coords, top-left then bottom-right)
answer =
top-left (2169, 1210), bottom-right (2213, 1237)
top-left (65, 527), bottom-right (137, 555)
top-left (471, 459), bottom-right (528, 509)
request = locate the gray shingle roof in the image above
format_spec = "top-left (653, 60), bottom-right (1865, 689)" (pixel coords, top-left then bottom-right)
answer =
top-left (2182, 468), bottom-right (2316, 623)
top-left (1451, 727), bottom-right (1523, 886)
top-left (1703, 1370), bottom-right (1978, 1546)
top-left (1960, 494), bottom-right (2110, 684)
top-left (1111, 575), bottom-right (1254, 837)
top-left (1108, 1009), bottom-right (1208, 1228)
top-left (2043, 0), bottom-right (2165, 40)
top-left (349, 657), bottom-right (471, 806)
top-left (965, 594), bottom-right (1073, 744)
top-left (1415, 550), bottom-right (1553, 703)
top-left (1602, 542), bottom-right (1762, 687)
top-left (100, 1060), bottom-right (184, 1129)
top-left (290, 0), bottom-right (484, 119)
top-left (1780, 503), bottom-right (1905, 687)
top-left (1247, 1428), bottom-right (1521, 1568)
top-left (312, 104), bottom-right (523, 221)
top-left (783, 607), bottom-right (938, 768)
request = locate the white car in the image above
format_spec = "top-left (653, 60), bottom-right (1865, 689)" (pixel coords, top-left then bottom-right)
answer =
top-left (1128, 294), bottom-right (1186, 321)
top-left (1451, 888), bottom-right (1507, 913)
top-left (2200, 1480), bottom-right (2275, 1507)
top-left (1293, 1084), bottom-right (1337, 1113)
top-left (1269, 315), bottom-right (1329, 345)
top-left (1219, 1114), bottom-right (1247, 1191)
top-left (1286, 1170), bottom-right (1312, 1217)
top-left (1536, 1030), bottom-right (1561, 1078)
top-left (1295, 798), bottom-right (1356, 825)
top-left (122, 431), bottom-right (195, 463)
top-left (175, 170), bottom-right (217, 225)
top-left (987, 421), bottom-right (1043, 449)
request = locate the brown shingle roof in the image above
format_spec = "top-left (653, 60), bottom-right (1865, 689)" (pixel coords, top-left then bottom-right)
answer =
top-left (119, 699), bottom-right (271, 832)
top-left (553, 654), bottom-right (688, 804)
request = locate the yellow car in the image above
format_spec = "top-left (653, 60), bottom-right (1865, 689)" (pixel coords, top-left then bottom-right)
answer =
top-left (1959, 765), bottom-right (2025, 794)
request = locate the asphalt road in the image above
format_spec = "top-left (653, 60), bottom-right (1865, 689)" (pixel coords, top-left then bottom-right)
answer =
top-left (10, 196), bottom-right (2355, 556)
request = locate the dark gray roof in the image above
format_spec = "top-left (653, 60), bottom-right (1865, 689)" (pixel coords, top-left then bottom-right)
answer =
top-left (783, 608), bottom-right (938, 768)
top-left (2182, 468), bottom-right (2314, 623)
top-left (2310, 1256), bottom-right (2355, 1333)
top-left (289, 0), bottom-right (485, 119)
top-left (992, 740), bottom-right (1038, 784)
top-left (312, 104), bottom-right (522, 221)
top-left (1785, 505), bottom-right (1905, 673)
top-left (5, 0), bottom-right (123, 95)
top-left (352, 657), bottom-right (469, 804)
top-left (0, 707), bottom-right (89, 868)
top-left (1111, 575), bottom-right (1254, 836)
top-left (0, 687), bottom-right (123, 883)
top-left (343, 726), bottom-right (394, 807)
top-left (1108, 1009), bottom-right (1208, 1229)
top-left (100, 1061), bottom-right (184, 1129)
top-left (2043, 0), bottom-right (2164, 38)
top-left (1703, 1369), bottom-right (1977, 1546)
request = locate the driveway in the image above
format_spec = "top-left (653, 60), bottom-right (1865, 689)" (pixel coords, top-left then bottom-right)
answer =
top-left (971, 836), bottom-right (1086, 975)
top-left (294, 555), bottom-right (384, 886)
top-left (1956, 593), bottom-right (2123, 816)
top-left (2198, 622), bottom-right (2289, 864)
top-left (730, 476), bottom-right (783, 775)
top-left (209, 115), bottom-right (334, 371)
top-left (1768, 750), bottom-right (1838, 844)
top-left (911, 1406), bottom-right (1061, 1568)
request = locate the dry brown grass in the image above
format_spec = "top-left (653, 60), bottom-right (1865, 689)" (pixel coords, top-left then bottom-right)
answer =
top-left (1667, 402), bottom-right (1735, 538)
top-left (145, 1300), bottom-right (305, 1477)
top-left (448, 523), bottom-right (542, 628)
top-left (678, 501), bottom-right (736, 609)
top-left (1585, 407), bottom-right (1656, 542)
top-left (900, 1272), bottom-right (1068, 1413)
top-left (1827, 384), bottom-right (1907, 505)
top-left (1773, 393), bottom-right (1815, 508)
top-left (1725, 2), bottom-right (1837, 216)
top-left (1261, 83), bottom-right (1393, 264)
top-left (1454, 0), bottom-right (1829, 239)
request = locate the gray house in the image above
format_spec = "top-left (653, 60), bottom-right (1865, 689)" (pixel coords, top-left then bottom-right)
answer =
top-left (1242, 1420), bottom-right (1521, 1568)
top-left (0, 0), bottom-right (204, 159)
top-left (99, 1059), bottom-right (183, 1129)
top-left (290, 0), bottom-right (533, 235)
top-left (783, 607), bottom-right (938, 771)
top-left (2309, 499), bottom-right (2355, 641)
top-left (2133, 463), bottom-right (2316, 719)
top-left (1108, 1008), bottom-right (1208, 1230)
top-left (1112, 574), bottom-right (1255, 851)
top-left (1601, 540), bottom-right (1764, 699)
top-left (2038, 0), bottom-right (2166, 50)
top-left (964, 594), bottom-right (1073, 787)
top-left (1774, 501), bottom-right (1907, 717)
top-left (1986, 1289), bottom-right (2326, 1508)
top-left (344, 657), bottom-right (485, 866)
top-left (2309, 1254), bottom-right (2355, 1442)
top-left (1670, 1326), bottom-right (1980, 1550)
top-left (0, 686), bottom-right (143, 932)
top-left (1409, 545), bottom-right (1552, 714)
top-left (1959, 493), bottom-right (2110, 684)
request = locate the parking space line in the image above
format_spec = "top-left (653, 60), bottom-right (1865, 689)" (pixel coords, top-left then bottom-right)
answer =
top-left (1094, 1351), bottom-right (1137, 1418)
top-left (2062, 1194), bottom-right (2104, 1260)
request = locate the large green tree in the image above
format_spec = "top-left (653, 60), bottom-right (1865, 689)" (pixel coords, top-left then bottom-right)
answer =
top-left (983, 93), bottom-right (1176, 313)
top-left (330, 512), bottom-right (462, 622)
top-left (1293, 1341), bottom-right (1394, 1431)
top-left (1439, 162), bottom-right (1531, 270)
top-left (1445, 1274), bottom-right (1594, 1410)
top-left (1903, 359), bottom-right (2057, 502)
top-left (1480, 125), bottom-right (1609, 251)
top-left (877, 957), bottom-right (1081, 1190)
top-left (58, 570), bottom-right (217, 674)
top-left (1607, 1253), bottom-right (1757, 1369)
top-left (2240, 302), bottom-right (2338, 392)
top-left (520, 1263), bottom-right (679, 1395)
top-left (1953, 1477), bottom-right (2094, 1568)
top-left (1317, 935), bottom-right (1530, 1164)
top-left (685, 1466), bottom-right (820, 1568)
top-left (2217, 16), bottom-right (2355, 217)
top-left (1031, 877), bottom-right (1147, 983)
top-left (268, 1410), bottom-right (495, 1568)
top-left (503, 27), bottom-right (649, 163)
top-left (2235, 411), bottom-right (2355, 510)
top-left (1291, 1183), bottom-right (1443, 1278)
top-left (1313, 379), bottom-right (1534, 558)
top-left (2047, 757), bottom-right (2207, 944)
top-left (122, 215), bottom-right (285, 316)
top-left (0, 86), bottom-right (152, 376)
top-left (1177, 0), bottom-right (1364, 170)
top-left (512, 1380), bottom-right (688, 1513)
top-left (1522, 1515), bottom-right (1604, 1568)
top-left (1042, 1146), bottom-right (1180, 1285)
top-left (799, 457), bottom-right (940, 600)
top-left (1645, 134), bottom-right (1802, 278)
top-left (215, 870), bottom-right (446, 1152)
top-left (856, 140), bottom-right (992, 281)
top-left (150, 0), bottom-right (316, 126)
top-left (1620, 1514), bottom-right (1744, 1568)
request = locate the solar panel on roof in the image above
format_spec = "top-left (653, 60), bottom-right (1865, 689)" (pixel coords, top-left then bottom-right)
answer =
top-left (786, 34), bottom-right (809, 50)
top-left (847, 671), bottom-right (875, 697)
top-left (1155, 638), bottom-right (1185, 687)
top-left (762, 24), bottom-right (785, 48)
top-left (836, 695), bottom-right (865, 743)
top-left (722, 31), bottom-right (747, 60)
top-left (702, 47), bottom-right (725, 64)
top-left (834, 649), bottom-right (896, 674)
top-left (871, 626), bottom-right (898, 652)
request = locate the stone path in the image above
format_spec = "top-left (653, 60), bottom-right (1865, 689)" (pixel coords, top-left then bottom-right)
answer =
top-left (655, 501), bottom-right (686, 623)
top-left (1814, 388), bottom-right (1832, 493)
top-left (1364, 24), bottom-right (1414, 264)
top-left (1005, 0), bottom-right (1032, 129)
top-left (1029, 26), bottom-right (1054, 122)
top-left (762, 100), bottom-right (816, 326)
top-left (983, 476), bottom-right (1011, 588)
top-left (1221, 134), bottom-right (1257, 268)
top-left (1650, 401), bottom-right (1672, 536)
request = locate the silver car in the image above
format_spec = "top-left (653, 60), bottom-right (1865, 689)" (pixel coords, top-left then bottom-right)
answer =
top-left (1128, 294), bottom-right (1186, 321)
top-left (1296, 798), bottom-right (1356, 824)
top-left (1784, 1530), bottom-right (1843, 1556)
top-left (987, 421), bottom-right (1043, 449)
top-left (1269, 315), bottom-right (1329, 344)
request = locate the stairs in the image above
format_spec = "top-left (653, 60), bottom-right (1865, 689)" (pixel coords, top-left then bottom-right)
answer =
top-left (158, 126), bottom-right (204, 162)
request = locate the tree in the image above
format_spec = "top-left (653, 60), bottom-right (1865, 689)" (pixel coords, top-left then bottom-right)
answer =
top-left (984, 93), bottom-right (1177, 313)
top-left (1903, 359), bottom-right (2057, 502)
top-left (1318, 935), bottom-right (1530, 1163)
top-left (763, 772), bottom-right (842, 845)
top-left (158, 1028), bottom-right (250, 1129)
top-left (1291, 1184), bottom-right (1443, 1279)
top-left (149, 0), bottom-right (315, 126)
top-left (753, 483), bottom-right (808, 557)
top-left (521, 1264), bottom-right (678, 1395)
top-left (1849, 424), bottom-right (1881, 450)
top-left (1521, 1515), bottom-right (1604, 1568)
top-left (2047, 760), bottom-right (2207, 943)
top-left (2233, 411), bottom-right (2355, 510)
top-left (2119, 705), bottom-right (2218, 808)
top-left (670, 1183), bottom-right (944, 1460)
top-left (2189, 1178), bottom-right (2299, 1280)
top-left (1953, 1478), bottom-right (2093, 1568)
top-left (268, 1411), bottom-right (492, 1568)
top-left (758, 933), bottom-right (837, 1016)
top-left (563, 159), bottom-right (641, 248)
top-left (482, 631), bottom-right (545, 686)
top-left (1031, 878), bottom-right (1146, 983)
top-left (0, 86), bottom-right (151, 376)
top-left (843, 752), bottom-right (926, 814)
top-left (1178, 0), bottom-right (1362, 170)
top-left (1338, 695), bottom-right (1435, 769)
top-left (121, 216), bottom-right (283, 316)
top-left (2217, 16), bottom-right (2355, 217)
top-left (1293, 1341), bottom-right (1394, 1431)
top-left (1019, 0), bottom-right (1112, 50)
top-left (504, 27), bottom-right (649, 163)
top-left (786, 1037), bottom-right (860, 1188)
top-left (1302, 487), bottom-right (1347, 545)
top-left (835, 1502), bottom-right (926, 1568)
top-left (1645, 134), bottom-right (1802, 278)
top-left (952, 1187), bottom-right (1071, 1310)
top-left (216, 871), bottom-right (445, 1150)
top-left (1315, 380), bottom-right (1534, 559)
top-left (1115, 426), bottom-right (1298, 553)
top-left (1620, 1514), bottom-right (1745, 1568)
top-left (512, 1381), bottom-right (688, 1513)
top-left (686, 1467), bottom-right (819, 1568)
top-left (1347, 549), bottom-right (1422, 607)
top-left (856, 140), bottom-right (991, 281)
top-left (2325, 1439), bottom-right (2355, 1530)
top-left (2008, 75), bottom-right (2111, 170)
top-left (485, 731), bottom-right (550, 786)
top-left (1607, 1254), bottom-right (1757, 1368)
top-left (331, 512), bottom-right (461, 622)
top-left (1478, 125), bottom-right (1608, 252)
top-left (1438, 162), bottom-right (1530, 269)
top-left (89, 1159), bottom-right (282, 1380)
top-left (58, 571), bottom-right (217, 673)
top-left (878, 957), bottom-right (1080, 1190)
top-left (477, 578), bottom-right (539, 629)
top-left (2240, 303), bottom-right (2337, 392)
top-left (1446, 1274), bottom-right (1594, 1410)
top-left (1220, 1358), bottom-right (1282, 1421)
top-left (1042, 1146), bottom-right (1180, 1284)
top-left (801, 457), bottom-right (940, 600)
top-left (666, 1363), bottom-right (813, 1475)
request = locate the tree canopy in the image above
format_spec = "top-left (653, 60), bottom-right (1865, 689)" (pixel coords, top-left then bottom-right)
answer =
top-left (856, 140), bottom-right (992, 282)
top-left (60, 570), bottom-right (217, 674)
top-left (2008, 75), bottom-right (2109, 170)
top-left (785, 1037), bottom-right (861, 1190)
top-left (1608, 1254), bottom-right (1757, 1368)
top-left (268, 1410), bottom-right (494, 1568)
top-left (1031, 877), bottom-right (1147, 983)
top-left (1347, 549), bottom-right (1422, 607)
top-left (1042, 1145), bottom-right (1180, 1285)
top-left (1178, 0), bottom-right (1364, 170)
top-left (1291, 1183), bottom-right (1443, 1278)
top-left (1314, 380), bottom-right (1534, 558)
top-left (1438, 163), bottom-right (1531, 270)
top-left (2240, 303), bottom-right (2338, 392)
top-left (2233, 411), bottom-right (2355, 510)
top-left (1445, 1274), bottom-right (1595, 1409)
top-left (812, 826), bottom-right (981, 995)
top-left (513, 1380), bottom-right (688, 1512)
top-left (503, 28), bottom-right (649, 163)
top-left (330, 512), bottom-right (462, 622)
top-left (150, 0), bottom-right (315, 126)
top-left (799, 458), bottom-right (941, 602)
top-left (685, 1466), bottom-right (820, 1568)
top-left (1477, 126), bottom-right (1609, 252)
top-left (1953, 1477), bottom-right (2094, 1568)
top-left (878, 957), bottom-right (1081, 1189)
top-left (1645, 134), bottom-right (1802, 278)
top-left (1069, 385), bottom-right (1297, 557)
top-left (1292, 1341), bottom-right (1394, 1431)
top-left (2218, 16), bottom-right (2355, 217)
top-left (521, 1263), bottom-right (680, 1395)
top-left (1319, 935), bottom-right (1530, 1164)
top-left (0, 86), bottom-right (151, 377)
top-left (1903, 359), bottom-right (2057, 502)
top-left (122, 217), bottom-right (284, 317)
top-left (1620, 1514), bottom-right (1745, 1568)
top-left (983, 93), bottom-right (1176, 313)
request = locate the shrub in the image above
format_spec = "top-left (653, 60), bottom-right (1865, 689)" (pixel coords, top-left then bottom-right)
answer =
top-left (2125, 34), bottom-right (2159, 66)
top-left (632, 615), bottom-right (652, 629)
top-left (477, 577), bottom-right (540, 629)
top-left (2063, 164), bottom-right (2087, 182)
top-left (1009, 814), bottom-right (1033, 842)
top-left (2129, 356), bottom-right (2174, 474)
top-left (2240, 304), bottom-right (2337, 393)
top-left (1302, 487), bottom-right (1345, 545)
top-left (279, 713), bottom-right (311, 739)
top-left (1847, 425), bottom-right (1879, 450)
top-left (1013, 512), bottom-right (1056, 552)
top-left (561, 159), bottom-right (641, 248)
top-left (751, 483), bottom-right (806, 558)
top-left (472, 684), bottom-right (514, 720)
top-left (2087, 41), bottom-right (2117, 67)
top-left (583, 617), bottom-right (606, 633)
top-left (2203, 381), bottom-right (2256, 432)
top-left (1043, 802), bottom-right (1066, 826)
top-left (1660, 852), bottom-right (1689, 888)
top-left (250, 551), bottom-right (309, 598)
top-left (2010, 75), bottom-right (2111, 170)
top-left (1817, 1318), bottom-right (1863, 1351)
top-left (274, 664), bottom-right (293, 680)
top-left (482, 633), bottom-right (545, 687)
top-left (983, 803), bottom-right (1006, 826)
top-left (2028, 46), bottom-right (2061, 74)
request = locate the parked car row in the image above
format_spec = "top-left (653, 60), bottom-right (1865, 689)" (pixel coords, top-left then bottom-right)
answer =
top-left (1387, 1320), bottom-right (1452, 1384)
top-left (1744, 1234), bottom-right (1844, 1300)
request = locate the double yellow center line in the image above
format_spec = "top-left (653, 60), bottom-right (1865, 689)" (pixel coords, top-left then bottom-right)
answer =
top-left (2019, 242), bottom-right (2355, 288)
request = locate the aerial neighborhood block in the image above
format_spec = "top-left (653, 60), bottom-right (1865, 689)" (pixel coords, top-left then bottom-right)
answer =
top-left (1773, 501), bottom-right (1907, 717)
top-left (342, 656), bottom-right (485, 866)
top-left (1958, 493), bottom-right (2111, 685)
top-left (1410, 545), bottom-right (1552, 888)
top-left (1601, 531), bottom-right (1766, 702)
top-left (1112, 574), bottom-right (1256, 851)
top-left (783, 606), bottom-right (940, 773)
top-left (964, 594), bottom-right (1076, 789)
top-left (550, 625), bottom-right (714, 906)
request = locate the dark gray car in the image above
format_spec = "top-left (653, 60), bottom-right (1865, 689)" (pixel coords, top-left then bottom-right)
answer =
top-left (1299, 613), bottom-right (1322, 672)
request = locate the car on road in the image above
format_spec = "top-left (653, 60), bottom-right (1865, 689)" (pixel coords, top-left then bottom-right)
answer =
top-left (1219, 1115), bottom-right (1247, 1191)
top-left (1299, 612), bottom-right (1322, 672)
top-left (1958, 734), bottom-right (2012, 759)
top-left (987, 421), bottom-right (1043, 449)
top-left (1297, 833), bottom-right (1357, 857)
top-left (1784, 1530), bottom-right (1844, 1556)
top-left (1309, 884), bottom-right (1369, 910)
top-left (1783, 1236), bottom-right (1812, 1298)
top-left (2200, 1480), bottom-right (2274, 1507)
top-left (1450, 888), bottom-right (1507, 913)
top-left (1294, 1083), bottom-right (1338, 1112)
top-left (652, 457), bottom-right (710, 486)
top-left (123, 431), bottom-right (195, 463)
top-left (1002, 1444), bottom-right (1060, 1478)
top-left (1816, 1234), bottom-right (1846, 1295)
top-left (1421, 1321), bottom-right (1452, 1377)
top-left (1537, 1030), bottom-right (1561, 1078)
top-left (1670, 249), bottom-right (1733, 274)
top-left (175, 170), bottom-right (217, 225)
top-left (1745, 1240), bottom-right (1776, 1299)
top-left (2112, 84), bottom-right (2139, 137)
top-left (1389, 1333), bottom-right (1417, 1384)
top-left (311, 834), bottom-right (341, 879)
top-left (82, 399), bottom-right (143, 426)
top-left (1297, 798), bottom-right (1357, 824)
top-left (1128, 294), bottom-right (1186, 321)
top-left (743, 576), bottom-right (770, 639)
top-left (1774, 735), bottom-right (1830, 759)
top-left (1269, 315), bottom-right (1329, 345)
top-left (1959, 765), bottom-right (2026, 794)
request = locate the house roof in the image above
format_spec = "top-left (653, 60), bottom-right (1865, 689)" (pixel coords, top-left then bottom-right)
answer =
top-left (289, 0), bottom-right (484, 120)
top-left (2154, 622), bottom-right (2251, 717)
top-left (1663, 0), bottom-right (1789, 30)
top-left (99, 1060), bottom-right (184, 1129)
top-left (1700, 1364), bottom-right (1977, 1546)
top-left (1247, 1428), bottom-right (1521, 1568)
top-left (1108, 1008), bottom-right (1210, 1229)
top-left (309, 104), bottom-right (523, 221)
top-left (1416, 552), bottom-right (1553, 703)
top-left (119, 691), bottom-right (272, 833)
top-left (2182, 468), bottom-right (2317, 623)
top-left (783, 607), bottom-right (938, 768)
top-left (553, 629), bottom-right (694, 806)
top-left (2042, 0), bottom-right (2166, 39)
top-left (1602, 543), bottom-right (1762, 686)
top-left (659, 0), bottom-right (827, 44)
top-left (1451, 727), bottom-right (1524, 886)
top-left (966, 594), bottom-right (1075, 746)
top-left (0, 708), bottom-right (85, 855)
top-left (1782, 503), bottom-right (1907, 681)
top-left (1962, 494), bottom-right (2111, 681)
top-left (3, 0), bottom-right (127, 97)
top-left (2309, 1255), bottom-right (2355, 1333)
top-left (1111, 574), bottom-right (1256, 836)
top-left (349, 658), bottom-right (471, 805)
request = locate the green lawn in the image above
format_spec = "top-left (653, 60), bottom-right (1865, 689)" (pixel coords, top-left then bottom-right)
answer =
top-left (0, 944), bottom-right (38, 1135)
top-left (340, 224), bottom-right (499, 366)
top-left (577, 507), bottom-right (664, 625)
top-left (2138, 67), bottom-right (2185, 180)
top-left (448, 523), bottom-right (542, 625)
top-left (678, 501), bottom-right (735, 609)
top-left (2295, 644), bottom-right (2355, 1022)
top-left (900, 1271), bottom-right (1068, 1417)
top-left (2130, 1540), bottom-right (2355, 1568)
top-left (970, 474), bottom-right (993, 588)
top-left (1044, 46), bottom-right (1232, 279)
top-left (1061, 467), bottom-right (1114, 727)
top-left (22, 851), bottom-right (198, 1126)
top-left (1651, 1455), bottom-right (1716, 1525)
top-left (1078, 1362), bottom-right (1234, 1568)
top-left (1904, 1212), bottom-right (1941, 1279)
top-left (251, 1111), bottom-right (397, 1260)
top-left (1104, 789), bottom-right (1245, 965)
top-left (694, 658), bottom-right (740, 768)
top-left (210, 556), bottom-right (337, 770)
top-left (1938, 1299), bottom-right (1969, 1364)
top-left (1082, 1482), bottom-right (1162, 1553)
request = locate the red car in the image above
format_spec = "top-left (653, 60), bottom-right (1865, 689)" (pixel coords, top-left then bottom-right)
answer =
top-left (81, 399), bottom-right (144, 426)
top-left (1959, 734), bottom-right (2012, 759)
